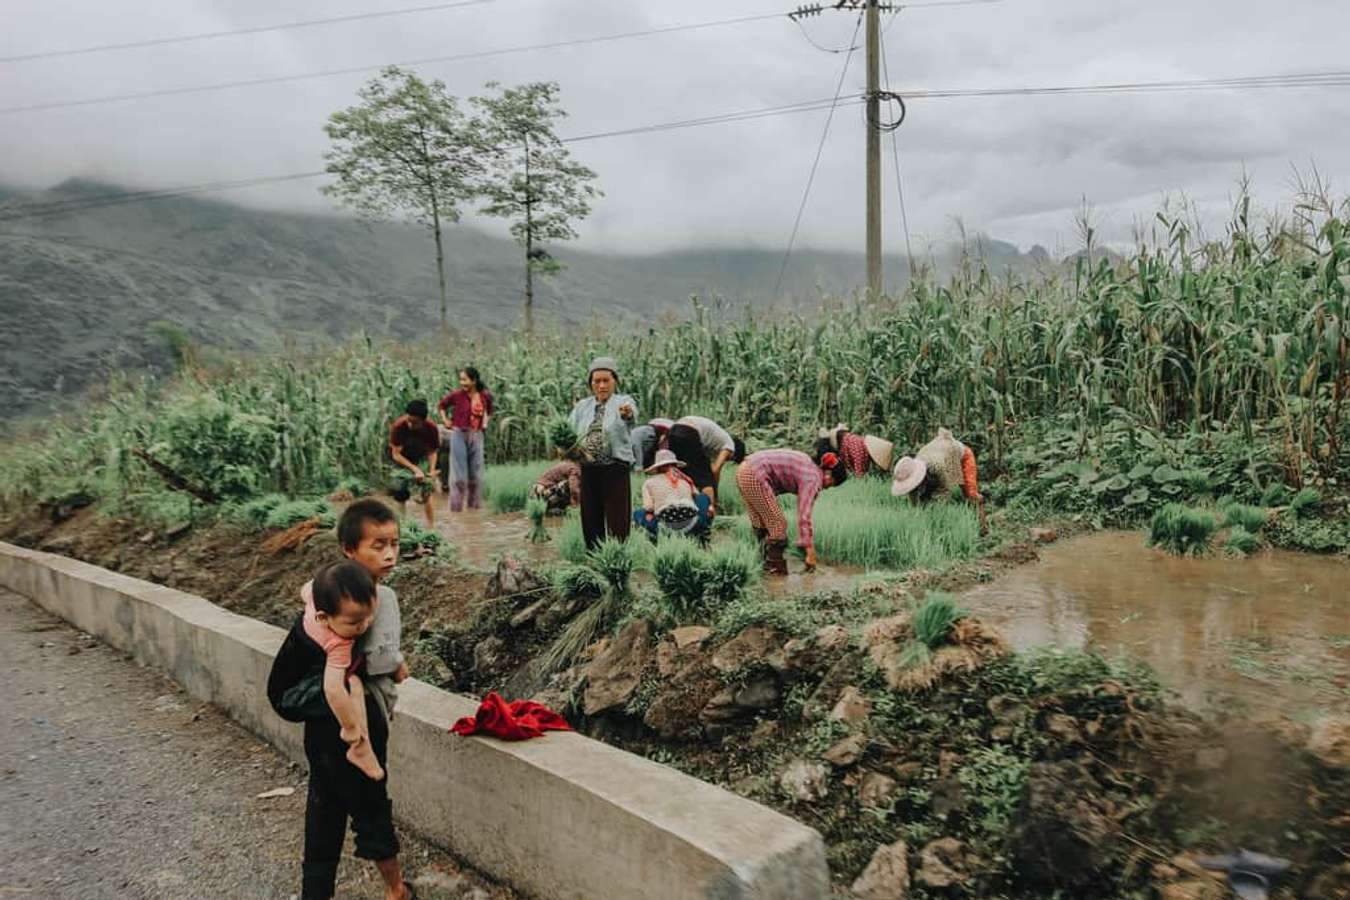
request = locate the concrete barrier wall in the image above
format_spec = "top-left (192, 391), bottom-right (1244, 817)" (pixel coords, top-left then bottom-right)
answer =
top-left (0, 542), bottom-right (829, 900)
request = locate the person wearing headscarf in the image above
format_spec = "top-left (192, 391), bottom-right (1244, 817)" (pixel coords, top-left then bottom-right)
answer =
top-left (735, 448), bottom-right (847, 575)
top-left (632, 449), bottom-right (712, 542)
top-left (814, 424), bottom-right (893, 479)
top-left (566, 356), bottom-right (638, 549)
top-left (891, 427), bottom-right (987, 532)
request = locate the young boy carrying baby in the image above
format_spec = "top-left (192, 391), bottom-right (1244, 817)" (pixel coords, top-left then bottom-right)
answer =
top-left (268, 499), bottom-right (413, 900)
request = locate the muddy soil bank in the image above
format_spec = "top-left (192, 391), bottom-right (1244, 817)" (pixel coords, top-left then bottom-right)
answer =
top-left (5, 506), bottom-right (1348, 898)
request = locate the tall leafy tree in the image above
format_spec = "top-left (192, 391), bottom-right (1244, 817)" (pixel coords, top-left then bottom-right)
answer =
top-left (471, 81), bottom-right (601, 334)
top-left (323, 66), bottom-right (479, 334)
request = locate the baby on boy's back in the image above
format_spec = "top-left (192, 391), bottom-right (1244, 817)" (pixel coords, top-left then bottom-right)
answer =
top-left (332, 498), bottom-right (408, 715)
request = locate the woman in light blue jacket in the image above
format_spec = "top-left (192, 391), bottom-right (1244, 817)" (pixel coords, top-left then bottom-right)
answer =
top-left (568, 356), bottom-right (638, 549)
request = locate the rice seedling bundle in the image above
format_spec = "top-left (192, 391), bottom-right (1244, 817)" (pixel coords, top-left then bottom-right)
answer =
top-left (1147, 503), bottom-right (1218, 556)
top-left (1221, 503), bottom-right (1268, 533)
top-left (912, 593), bottom-right (966, 648)
top-left (526, 497), bottom-right (551, 542)
top-left (1225, 526), bottom-right (1262, 556)
top-left (551, 563), bottom-right (608, 600)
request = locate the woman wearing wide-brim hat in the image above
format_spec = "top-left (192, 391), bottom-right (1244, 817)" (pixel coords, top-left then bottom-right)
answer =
top-left (891, 427), bottom-right (987, 533)
top-left (566, 357), bottom-right (639, 549)
top-left (815, 424), bottom-right (893, 478)
top-left (633, 449), bottom-right (712, 542)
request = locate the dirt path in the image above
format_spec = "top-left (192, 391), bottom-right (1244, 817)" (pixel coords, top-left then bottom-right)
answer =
top-left (0, 588), bottom-right (510, 900)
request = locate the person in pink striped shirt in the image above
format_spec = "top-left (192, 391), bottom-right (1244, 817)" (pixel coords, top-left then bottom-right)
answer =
top-left (735, 448), bottom-right (848, 575)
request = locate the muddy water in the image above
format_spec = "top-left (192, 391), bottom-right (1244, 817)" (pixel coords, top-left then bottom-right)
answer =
top-left (959, 531), bottom-right (1350, 717)
top-left (425, 496), bottom-right (868, 593)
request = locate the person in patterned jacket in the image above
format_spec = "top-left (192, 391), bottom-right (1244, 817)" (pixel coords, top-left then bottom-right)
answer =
top-left (814, 424), bottom-right (894, 479)
top-left (735, 448), bottom-right (848, 575)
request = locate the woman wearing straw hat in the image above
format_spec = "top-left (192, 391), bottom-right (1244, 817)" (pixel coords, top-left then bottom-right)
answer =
top-left (633, 449), bottom-right (712, 543)
top-left (890, 427), bottom-right (987, 533)
top-left (815, 424), bottom-right (893, 479)
top-left (566, 357), bottom-right (639, 549)
top-left (736, 448), bottom-right (848, 575)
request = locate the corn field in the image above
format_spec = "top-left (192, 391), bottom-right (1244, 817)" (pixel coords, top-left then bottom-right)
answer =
top-left (1, 189), bottom-right (1347, 510)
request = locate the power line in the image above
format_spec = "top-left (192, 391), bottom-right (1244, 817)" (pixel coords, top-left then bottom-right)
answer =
top-left (0, 11), bottom-right (790, 116)
top-left (0, 0), bottom-right (490, 64)
top-left (878, 18), bottom-right (915, 275)
top-left (902, 70), bottom-right (1350, 100)
top-left (774, 12), bottom-right (864, 300)
top-left (0, 94), bottom-right (869, 223)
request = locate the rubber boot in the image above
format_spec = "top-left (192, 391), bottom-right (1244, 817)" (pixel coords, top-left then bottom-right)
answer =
top-left (763, 539), bottom-right (789, 576)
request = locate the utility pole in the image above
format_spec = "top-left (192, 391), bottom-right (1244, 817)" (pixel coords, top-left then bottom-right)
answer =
top-left (864, 0), bottom-right (882, 298)
top-left (789, 1), bottom-right (896, 298)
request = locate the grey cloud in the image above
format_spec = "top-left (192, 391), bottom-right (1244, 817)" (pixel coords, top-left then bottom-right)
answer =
top-left (0, 0), bottom-right (1346, 258)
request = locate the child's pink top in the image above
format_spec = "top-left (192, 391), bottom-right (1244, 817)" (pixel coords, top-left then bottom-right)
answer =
top-left (301, 580), bottom-right (354, 670)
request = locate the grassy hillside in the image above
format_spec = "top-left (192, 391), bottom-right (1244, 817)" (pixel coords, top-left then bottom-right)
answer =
top-left (0, 179), bottom-right (1043, 422)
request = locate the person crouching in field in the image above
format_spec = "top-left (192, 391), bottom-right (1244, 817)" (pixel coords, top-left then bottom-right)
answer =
top-left (567, 356), bottom-right (638, 549)
top-left (628, 417), bottom-right (673, 471)
top-left (815, 423), bottom-right (893, 479)
top-left (634, 449), bottom-right (712, 543)
top-left (891, 427), bottom-right (987, 533)
top-left (388, 399), bottom-right (440, 528)
top-left (530, 460), bottom-right (582, 513)
top-left (736, 448), bottom-right (848, 575)
top-left (267, 557), bottom-right (413, 900)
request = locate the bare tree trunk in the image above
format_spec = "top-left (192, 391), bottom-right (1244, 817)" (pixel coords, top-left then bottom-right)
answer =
top-left (522, 134), bottom-right (534, 336)
top-left (430, 191), bottom-right (448, 337)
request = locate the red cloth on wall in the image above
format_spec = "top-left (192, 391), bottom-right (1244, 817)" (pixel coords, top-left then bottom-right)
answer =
top-left (449, 692), bottom-right (573, 740)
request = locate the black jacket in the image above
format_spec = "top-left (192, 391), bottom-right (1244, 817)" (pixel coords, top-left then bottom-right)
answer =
top-left (267, 613), bottom-right (342, 723)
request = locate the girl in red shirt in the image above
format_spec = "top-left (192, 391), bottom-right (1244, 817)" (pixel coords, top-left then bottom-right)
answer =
top-left (438, 367), bottom-right (494, 512)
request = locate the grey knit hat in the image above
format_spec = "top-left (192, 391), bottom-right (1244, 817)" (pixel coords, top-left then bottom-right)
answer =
top-left (588, 356), bottom-right (619, 380)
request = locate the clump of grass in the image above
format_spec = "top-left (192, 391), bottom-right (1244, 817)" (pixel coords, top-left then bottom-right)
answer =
top-left (913, 593), bottom-right (966, 648)
top-left (552, 563), bottom-right (608, 600)
top-left (264, 498), bottom-right (333, 530)
top-left (1225, 526), bottom-right (1262, 556)
top-left (398, 518), bottom-right (442, 554)
top-left (702, 539), bottom-right (760, 605)
top-left (587, 538), bottom-right (639, 600)
top-left (1221, 503), bottom-right (1267, 533)
top-left (557, 511), bottom-right (586, 563)
top-left (1289, 487), bottom-right (1322, 515)
top-left (651, 535), bottom-right (710, 623)
top-left (483, 462), bottom-right (551, 513)
top-left (526, 496), bottom-right (550, 543)
top-left (237, 492), bottom-right (286, 526)
top-left (1147, 503), bottom-right (1218, 557)
top-left (538, 592), bottom-right (622, 677)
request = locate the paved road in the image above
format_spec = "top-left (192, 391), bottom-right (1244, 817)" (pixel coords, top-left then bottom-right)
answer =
top-left (0, 588), bottom-right (509, 900)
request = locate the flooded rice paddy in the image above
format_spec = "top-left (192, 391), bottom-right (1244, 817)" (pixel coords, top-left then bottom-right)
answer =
top-left (426, 497), bottom-right (1348, 717)
top-left (959, 531), bottom-right (1350, 717)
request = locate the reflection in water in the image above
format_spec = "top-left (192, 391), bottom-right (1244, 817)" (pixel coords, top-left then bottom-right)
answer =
top-left (959, 532), bottom-right (1350, 716)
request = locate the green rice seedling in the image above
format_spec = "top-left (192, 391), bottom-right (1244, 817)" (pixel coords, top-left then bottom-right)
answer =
top-left (552, 563), bottom-right (608, 601)
top-left (650, 535), bottom-right (710, 623)
top-left (549, 417), bottom-right (578, 452)
top-left (1147, 503), bottom-right (1218, 557)
top-left (483, 462), bottom-right (551, 513)
top-left (331, 476), bottom-right (367, 496)
top-left (264, 498), bottom-right (331, 530)
top-left (1260, 482), bottom-right (1292, 507)
top-left (538, 592), bottom-right (621, 676)
top-left (1290, 487), bottom-right (1322, 515)
top-left (1221, 503), bottom-right (1267, 533)
top-left (587, 538), bottom-right (639, 600)
top-left (702, 539), bottom-right (760, 606)
top-left (557, 511), bottom-right (586, 563)
top-left (526, 496), bottom-right (550, 543)
top-left (237, 492), bottom-right (286, 526)
top-left (1225, 526), bottom-right (1262, 556)
top-left (912, 593), bottom-right (966, 649)
top-left (398, 519), bottom-right (442, 554)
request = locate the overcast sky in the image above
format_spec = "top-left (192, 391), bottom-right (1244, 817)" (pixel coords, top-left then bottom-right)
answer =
top-left (2, 0), bottom-right (1348, 256)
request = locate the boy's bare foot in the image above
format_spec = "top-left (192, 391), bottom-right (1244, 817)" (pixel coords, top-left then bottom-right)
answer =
top-left (347, 736), bottom-right (385, 781)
